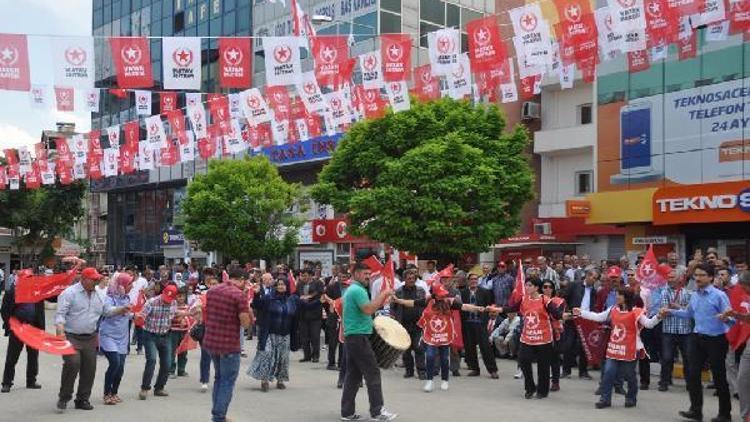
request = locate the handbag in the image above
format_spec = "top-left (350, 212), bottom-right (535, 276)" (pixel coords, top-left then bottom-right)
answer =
top-left (189, 322), bottom-right (205, 342)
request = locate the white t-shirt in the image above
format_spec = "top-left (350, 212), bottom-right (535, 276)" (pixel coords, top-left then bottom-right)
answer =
top-left (129, 276), bottom-right (148, 304)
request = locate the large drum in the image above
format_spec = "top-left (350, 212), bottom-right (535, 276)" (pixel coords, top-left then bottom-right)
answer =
top-left (370, 316), bottom-right (411, 369)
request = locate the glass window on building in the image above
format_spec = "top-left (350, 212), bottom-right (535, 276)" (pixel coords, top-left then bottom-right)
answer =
top-left (237, 6), bottom-right (250, 32)
top-left (197, 21), bottom-right (209, 35)
top-left (461, 8), bottom-right (482, 31)
top-left (113, 0), bottom-right (121, 19)
top-left (382, 0), bottom-right (400, 13)
top-left (176, 0), bottom-right (184, 11)
top-left (209, 17), bottom-right (221, 36)
top-left (223, 11), bottom-right (236, 34)
top-left (211, 0), bottom-right (222, 17)
top-left (104, 3), bottom-right (112, 22)
top-left (578, 103), bottom-right (592, 125)
top-left (420, 21), bottom-right (440, 48)
top-left (174, 11), bottom-right (185, 32)
top-left (162, 16), bottom-right (173, 34)
top-left (380, 11), bottom-right (401, 34)
top-left (199, 1), bottom-right (209, 21)
top-left (354, 12), bottom-right (377, 43)
top-left (446, 3), bottom-right (460, 28)
top-left (420, 0), bottom-right (444, 25)
top-left (163, 0), bottom-right (173, 16)
top-left (575, 170), bottom-right (593, 195)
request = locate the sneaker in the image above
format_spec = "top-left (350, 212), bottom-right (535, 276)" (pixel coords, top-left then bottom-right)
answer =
top-left (624, 400), bottom-right (637, 408)
top-left (74, 400), bottom-right (94, 410)
top-left (1, 385), bottom-right (10, 393)
top-left (200, 384), bottom-right (209, 393)
top-left (658, 384), bottom-right (668, 392)
top-left (153, 389), bottom-right (169, 397)
top-left (177, 372), bottom-right (188, 377)
top-left (514, 369), bottom-right (523, 379)
top-left (371, 408), bottom-right (398, 421)
top-left (550, 382), bottom-right (560, 392)
top-left (423, 380), bottom-right (434, 393)
top-left (26, 382), bottom-right (41, 389)
top-left (340, 414), bottom-right (363, 421)
top-left (56, 400), bottom-right (67, 413)
top-left (276, 381), bottom-right (286, 390)
top-left (138, 390), bottom-right (148, 400)
top-left (595, 401), bottom-right (611, 409)
top-left (440, 381), bottom-right (449, 391)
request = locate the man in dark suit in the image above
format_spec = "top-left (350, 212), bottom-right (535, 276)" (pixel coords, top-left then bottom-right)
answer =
top-left (296, 269), bottom-right (325, 363)
top-left (460, 273), bottom-right (498, 378)
top-left (562, 268), bottom-right (599, 379)
top-left (1, 272), bottom-right (44, 392)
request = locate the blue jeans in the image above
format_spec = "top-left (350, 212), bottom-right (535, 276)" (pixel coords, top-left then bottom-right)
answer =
top-left (425, 345), bottom-right (450, 381)
top-left (141, 331), bottom-right (172, 391)
top-left (600, 358), bottom-right (638, 404)
top-left (660, 333), bottom-right (690, 387)
top-left (200, 344), bottom-right (212, 384)
top-left (103, 351), bottom-right (126, 395)
top-left (211, 352), bottom-right (240, 422)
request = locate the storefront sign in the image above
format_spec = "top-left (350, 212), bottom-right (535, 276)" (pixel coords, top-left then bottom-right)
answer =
top-left (161, 229), bottom-right (185, 246)
top-left (632, 236), bottom-right (668, 245)
top-left (652, 180), bottom-right (750, 225)
top-left (256, 134), bottom-right (342, 166)
top-left (565, 200), bottom-right (591, 217)
top-left (312, 218), bottom-right (364, 243)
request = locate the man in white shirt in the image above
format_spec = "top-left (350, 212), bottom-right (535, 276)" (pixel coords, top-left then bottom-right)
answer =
top-left (421, 260), bottom-right (438, 283)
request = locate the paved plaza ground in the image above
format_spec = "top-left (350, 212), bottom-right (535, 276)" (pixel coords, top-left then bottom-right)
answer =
top-left (0, 316), bottom-right (738, 421)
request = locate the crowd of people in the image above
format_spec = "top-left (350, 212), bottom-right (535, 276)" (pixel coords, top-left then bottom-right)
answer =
top-left (0, 248), bottom-right (748, 422)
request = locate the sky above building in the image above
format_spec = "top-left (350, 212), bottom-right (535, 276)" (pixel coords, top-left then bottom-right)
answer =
top-left (0, 0), bottom-right (92, 150)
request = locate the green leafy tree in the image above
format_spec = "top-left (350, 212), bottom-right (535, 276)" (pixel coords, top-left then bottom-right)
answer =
top-left (0, 182), bottom-right (87, 266)
top-left (312, 98), bottom-right (534, 263)
top-left (182, 156), bottom-right (302, 263)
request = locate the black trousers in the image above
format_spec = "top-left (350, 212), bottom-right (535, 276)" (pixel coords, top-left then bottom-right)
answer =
top-left (2, 331), bottom-right (39, 387)
top-left (562, 323), bottom-right (588, 375)
top-left (686, 334), bottom-right (732, 418)
top-left (402, 328), bottom-right (425, 375)
top-left (59, 333), bottom-right (98, 403)
top-left (341, 335), bottom-right (384, 418)
top-left (519, 342), bottom-right (553, 396)
top-left (299, 318), bottom-right (322, 360)
top-left (326, 316), bottom-right (342, 366)
top-left (463, 322), bottom-right (497, 374)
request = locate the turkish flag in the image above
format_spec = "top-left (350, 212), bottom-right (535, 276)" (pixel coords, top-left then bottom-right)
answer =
top-left (218, 37), bottom-right (252, 88)
top-left (466, 16), bottom-right (506, 73)
top-left (0, 33), bottom-right (31, 91)
top-left (628, 50), bottom-right (651, 73)
top-left (311, 36), bottom-right (349, 87)
top-left (160, 92), bottom-right (178, 112)
top-left (575, 318), bottom-right (608, 366)
top-left (362, 88), bottom-right (387, 120)
top-left (362, 255), bottom-right (384, 278)
top-left (266, 86), bottom-right (291, 121)
top-left (109, 37), bottom-right (153, 88)
top-left (508, 260), bottom-right (526, 308)
top-left (54, 87), bottom-right (75, 112)
top-left (381, 34), bottom-right (412, 82)
top-left (382, 256), bottom-right (395, 291)
top-left (414, 64), bottom-right (441, 102)
top-left (15, 270), bottom-right (78, 303)
top-left (677, 31), bottom-right (697, 60)
top-left (9, 318), bottom-right (76, 355)
top-left (726, 285), bottom-right (750, 350)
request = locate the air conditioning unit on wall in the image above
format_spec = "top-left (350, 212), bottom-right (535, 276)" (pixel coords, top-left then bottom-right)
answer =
top-left (533, 222), bottom-right (552, 235)
top-left (522, 102), bottom-right (541, 120)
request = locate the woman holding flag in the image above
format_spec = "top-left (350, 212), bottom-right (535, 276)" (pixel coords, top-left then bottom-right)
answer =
top-left (99, 272), bottom-right (134, 405)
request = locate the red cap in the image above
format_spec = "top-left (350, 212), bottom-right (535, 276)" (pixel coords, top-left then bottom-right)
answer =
top-left (81, 267), bottom-right (104, 280)
top-left (607, 266), bottom-right (622, 279)
top-left (432, 282), bottom-right (450, 299)
top-left (161, 285), bottom-right (178, 303)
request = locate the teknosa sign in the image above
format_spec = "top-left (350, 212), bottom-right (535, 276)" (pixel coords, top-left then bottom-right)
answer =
top-left (652, 180), bottom-right (750, 225)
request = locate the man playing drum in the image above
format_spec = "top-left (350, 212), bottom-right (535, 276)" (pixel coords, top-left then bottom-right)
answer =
top-left (340, 262), bottom-right (397, 422)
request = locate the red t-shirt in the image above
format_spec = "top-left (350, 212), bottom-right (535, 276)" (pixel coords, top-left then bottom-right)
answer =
top-left (203, 282), bottom-right (250, 355)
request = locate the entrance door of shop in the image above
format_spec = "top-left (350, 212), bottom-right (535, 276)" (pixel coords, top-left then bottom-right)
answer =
top-left (684, 222), bottom-right (749, 264)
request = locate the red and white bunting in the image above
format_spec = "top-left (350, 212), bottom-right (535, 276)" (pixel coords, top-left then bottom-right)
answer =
top-left (627, 49), bottom-right (651, 72)
top-left (608, 0), bottom-right (647, 32)
top-left (179, 131), bottom-right (195, 163)
top-left (384, 80), bottom-right (410, 112)
top-left (266, 85), bottom-right (291, 122)
top-left (135, 90), bottom-right (152, 115)
top-left (263, 36), bottom-right (302, 86)
top-left (110, 37), bottom-right (152, 89)
top-left (467, 16), bottom-right (507, 73)
top-left (54, 86), bottom-right (74, 112)
top-left (29, 85), bottom-right (47, 109)
top-left (185, 92), bottom-right (202, 107)
top-left (218, 37), bottom-right (252, 89)
top-left (162, 37), bottom-right (201, 90)
top-left (428, 27), bottom-right (460, 76)
top-left (138, 141), bottom-right (154, 170)
top-left (381, 34), bottom-right (412, 82)
top-left (52, 37), bottom-right (95, 89)
top-left (323, 90), bottom-right (353, 126)
top-left (596, 6), bottom-right (624, 58)
top-left (447, 53), bottom-right (472, 100)
top-left (105, 125), bottom-right (121, 148)
top-left (312, 35), bottom-right (349, 86)
top-left (160, 91), bottom-right (177, 112)
top-left (0, 33), bottom-right (31, 91)
top-left (509, 3), bottom-right (552, 65)
top-left (414, 64), bottom-right (441, 102)
top-left (296, 71), bottom-right (326, 113)
top-left (358, 51), bottom-right (384, 89)
top-left (240, 87), bottom-right (272, 125)
top-left (103, 148), bottom-right (119, 177)
top-left (144, 115), bottom-right (168, 147)
top-left (82, 88), bottom-right (100, 113)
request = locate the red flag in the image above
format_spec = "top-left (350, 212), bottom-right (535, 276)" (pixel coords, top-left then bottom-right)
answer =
top-left (362, 88), bottom-right (387, 119)
top-left (24, 162), bottom-right (41, 190)
top-left (54, 87), bottom-right (75, 112)
top-left (628, 50), bottom-right (651, 73)
top-left (218, 37), bottom-right (252, 88)
top-left (176, 327), bottom-right (199, 354)
top-left (15, 270), bottom-right (78, 303)
top-left (166, 109), bottom-right (188, 143)
top-left (726, 285), bottom-right (750, 350)
top-left (677, 31), bottom-right (697, 60)
top-left (382, 256), bottom-right (395, 291)
top-left (520, 75), bottom-right (540, 100)
top-left (87, 130), bottom-right (103, 180)
top-left (208, 95), bottom-right (231, 136)
top-left (414, 64), bottom-right (440, 102)
top-left (109, 37), bottom-right (153, 88)
top-left (34, 142), bottom-right (48, 161)
top-left (729, 0), bottom-right (750, 35)
top-left (362, 256), bottom-right (384, 278)
top-left (159, 140), bottom-right (179, 166)
top-left (644, 0), bottom-right (680, 47)
top-left (0, 166), bottom-right (6, 190)
top-left (123, 121), bottom-right (140, 149)
top-left (0, 34), bottom-right (31, 91)
top-left (197, 134), bottom-right (218, 159)
top-left (466, 16), bottom-right (506, 73)
top-left (667, 0), bottom-right (704, 16)
top-left (637, 244), bottom-right (668, 290)
top-left (305, 113), bottom-right (322, 138)
top-left (380, 34), bottom-right (412, 82)
top-left (311, 36), bottom-right (349, 87)
top-left (119, 143), bottom-right (137, 174)
top-left (288, 270), bottom-right (297, 295)
top-left (109, 88), bottom-right (129, 99)
top-left (554, 0), bottom-right (596, 44)
top-left (574, 318), bottom-right (608, 366)
top-left (451, 310), bottom-right (464, 350)
top-left (266, 86), bottom-right (291, 121)
top-left (160, 92), bottom-right (178, 112)
top-left (9, 318), bottom-right (75, 355)
top-left (508, 260), bottom-right (526, 308)
top-left (3, 149), bottom-right (19, 166)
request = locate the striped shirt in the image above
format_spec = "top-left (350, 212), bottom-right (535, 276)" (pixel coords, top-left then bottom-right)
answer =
top-left (660, 286), bottom-right (693, 335)
top-left (143, 296), bottom-right (177, 335)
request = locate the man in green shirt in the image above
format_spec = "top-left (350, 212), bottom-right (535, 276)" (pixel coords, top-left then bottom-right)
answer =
top-left (340, 262), bottom-right (396, 422)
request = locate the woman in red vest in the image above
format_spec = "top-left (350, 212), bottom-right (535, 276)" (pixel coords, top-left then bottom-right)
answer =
top-left (493, 277), bottom-right (563, 399)
top-left (573, 287), bottom-right (663, 409)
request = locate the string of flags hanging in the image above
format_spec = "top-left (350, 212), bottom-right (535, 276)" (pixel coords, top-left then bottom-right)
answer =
top-left (1, 0), bottom-right (749, 191)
